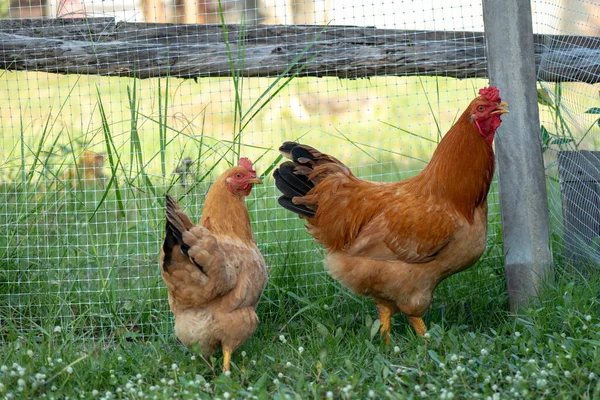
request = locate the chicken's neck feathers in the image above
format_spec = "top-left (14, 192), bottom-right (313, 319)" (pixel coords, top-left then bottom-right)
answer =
top-left (409, 115), bottom-right (495, 222)
top-left (199, 180), bottom-right (255, 243)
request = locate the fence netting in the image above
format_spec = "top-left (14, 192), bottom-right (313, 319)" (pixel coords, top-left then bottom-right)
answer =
top-left (0, 0), bottom-right (598, 337)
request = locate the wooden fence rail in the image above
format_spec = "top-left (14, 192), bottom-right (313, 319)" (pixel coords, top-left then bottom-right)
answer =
top-left (0, 17), bottom-right (599, 82)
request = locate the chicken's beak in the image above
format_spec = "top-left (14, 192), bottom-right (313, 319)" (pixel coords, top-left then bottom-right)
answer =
top-left (491, 101), bottom-right (509, 114)
top-left (249, 177), bottom-right (263, 185)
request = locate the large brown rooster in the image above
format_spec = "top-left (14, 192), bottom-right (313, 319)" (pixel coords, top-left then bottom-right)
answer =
top-left (273, 87), bottom-right (508, 342)
top-left (160, 158), bottom-right (267, 373)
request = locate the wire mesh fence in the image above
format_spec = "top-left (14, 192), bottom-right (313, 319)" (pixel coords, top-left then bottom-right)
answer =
top-left (0, 0), bottom-right (598, 337)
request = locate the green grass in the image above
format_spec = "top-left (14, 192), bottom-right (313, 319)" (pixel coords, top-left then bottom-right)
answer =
top-left (1, 272), bottom-right (599, 399)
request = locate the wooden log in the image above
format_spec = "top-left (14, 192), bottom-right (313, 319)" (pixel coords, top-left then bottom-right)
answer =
top-left (557, 151), bottom-right (600, 270)
top-left (0, 18), bottom-right (599, 82)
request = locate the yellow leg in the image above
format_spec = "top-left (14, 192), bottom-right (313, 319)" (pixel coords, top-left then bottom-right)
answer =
top-left (376, 302), bottom-right (394, 345)
top-left (407, 316), bottom-right (427, 337)
top-left (222, 346), bottom-right (233, 374)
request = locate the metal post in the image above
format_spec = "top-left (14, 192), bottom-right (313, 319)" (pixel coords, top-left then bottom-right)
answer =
top-left (482, 0), bottom-right (554, 311)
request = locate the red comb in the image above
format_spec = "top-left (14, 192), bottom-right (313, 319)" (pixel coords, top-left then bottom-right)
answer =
top-left (238, 157), bottom-right (255, 174)
top-left (479, 86), bottom-right (501, 103)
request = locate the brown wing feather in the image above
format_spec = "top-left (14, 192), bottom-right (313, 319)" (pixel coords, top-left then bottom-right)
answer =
top-left (307, 179), bottom-right (458, 263)
top-left (160, 195), bottom-right (237, 310)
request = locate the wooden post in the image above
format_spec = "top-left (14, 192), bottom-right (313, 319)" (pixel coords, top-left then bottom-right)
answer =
top-left (482, 0), bottom-right (554, 311)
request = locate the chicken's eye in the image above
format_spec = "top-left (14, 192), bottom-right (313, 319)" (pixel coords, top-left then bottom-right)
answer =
top-left (477, 105), bottom-right (485, 112)
top-left (236, 173), bottom-right (242, 179)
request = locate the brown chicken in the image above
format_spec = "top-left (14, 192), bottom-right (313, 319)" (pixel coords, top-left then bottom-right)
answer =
top-left (160, 158), bottom-right (267, 373)
top-left (64, 150), bottom-right (106, 189)
top-left (273, 87), bottom-right (508, 342)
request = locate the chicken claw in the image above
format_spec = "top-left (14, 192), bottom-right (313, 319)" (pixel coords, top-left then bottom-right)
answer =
top-left (376, 301), bottom-right (395, 345)
top-left (407, 317), bottom-right (427, 337)
top-left (222, 345), bottom-right (233, 373)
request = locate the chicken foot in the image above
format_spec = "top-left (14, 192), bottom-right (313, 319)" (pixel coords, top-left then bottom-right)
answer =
top-left (222, 344), bottom-right (233, 373)
top-left (376, 300), bottom-right (398, 345)
top-left (407, 316), bottom-right (427, 337)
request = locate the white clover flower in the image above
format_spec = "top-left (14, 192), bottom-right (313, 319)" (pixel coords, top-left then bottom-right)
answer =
top-left (561, 333), bottom-right (566, 338)
top-left (251, 360), bottom-right (257, 366)
top-left (414, 385), bottom-right (422, 391)
top-left (247, 386), bottom-right (254, 392)
top-left (272, 378), bottom-right (279, 385)
top-left (423, 332), bottom-right (431, 339)
top-left (420, 391), bottom-right (427, 398)
top-left (66, 366), bottom-right (73, 374)
top-left (53, 326), bottom-right (62, 333)
top-left (0, 365), bottom-right (7, 373)
top-left (286, 362), bottom-right (292, 368)
top-left (92, 390), bottom-right (99, 396)
top-left (171, 363), bottom-right (178, 371)
top-left (35, 373), bottom-right (46, 381)
top-left (241, 351), bottom-right (247, 358)
top-left (117, 356), bottom-right (123, 362)
top-left (27, 350), bottom-right (34, 358)
top-left (326, 391), bottom-right (333, 399)
top-left (368, 390), bottom-right (376, 398)
top-left (18, 379), bottom-right (26, 387)
top-left (51, 385), bottom-right (58, 391)
top-left (160, 378), bottom-right (167, 384)
top-left (224, 371), bottom-right (231, 377)
top-left (450, 354), bottom-right (458, 362)
top-left (279, 335), bottom-right (286, 343)
top-left (546, 363), bottom-right (553, 369)
top-left (278, 372), bottom-right (284, 379)
top-left (582, 324), bottom-right (588, 330)
top-left (564, 371), bottom-right (571, 377)
top-left (480, 349), bottom-right (488, 356)
top-left (528, 359), bottom-right (536, 364)
top-left (105, 391), bottom-right (112, 398)
top-left (167, 379), bottom-right (175, 386)
top-left (589, 372), bottom-right (597, 380)
top-left (0, 383), bottom-right (4, 392)
top-left (492, 384), bottom-right (498, 391)
top-left (439, 363), bottom-right (446, 369)
top-left (204, 382), bottom-right (211, 389)
top-left (536, 378), bottom-right (548, 388)
top-left (190, 355), bottom-right (196, 361)
top-left (298, 346), bottom-right (304, 355)
top-left (585, 315), bottom-right (592, 322)
top-left (137, 391), bottom-right (143, 397)
top-left (514, 331), bottom-right (521, 338)
top-left (223, 392), bottom-right (230, 399)
top-left (540, 370), bottom-right (548, 377)
top-left (394, 346), bottom-right (400, 354)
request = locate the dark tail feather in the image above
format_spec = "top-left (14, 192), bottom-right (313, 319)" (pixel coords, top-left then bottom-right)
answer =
top-left (277, 196), bottom-right (315, 218)
top-left (274, 162), bottom-right (313, 198)
top-left (273, 157), bottom-right (317, 218)
top-left (163, 195), bottom-right (191, 271)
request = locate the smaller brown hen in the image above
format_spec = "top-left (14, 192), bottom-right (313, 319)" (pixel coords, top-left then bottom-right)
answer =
top-left (160, 158), bottom-right (266, 373)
